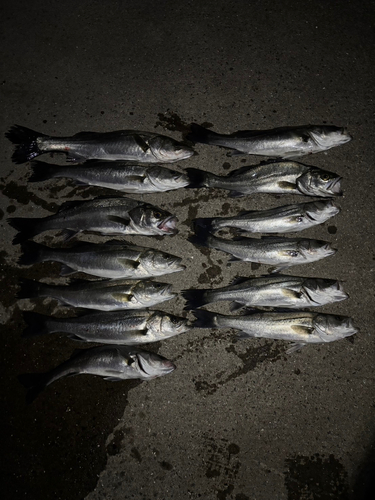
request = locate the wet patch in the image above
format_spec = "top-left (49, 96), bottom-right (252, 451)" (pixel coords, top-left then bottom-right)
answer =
top-left (1, 307), bottom-right (142, 500)
top-left (328, 225), bottom-right (337, 234)
top-left (194, 341), bottom-right (285, 395)
top-left (155, 110), bottom-right (191, 134)
top-left (106, 429), bottom-right (124, 456)
top-left (0, 180), bottom-right (57, 211)
top-left (159, 460), bottom-right (173, 470)
top-left (0, 251), bottom-right (62, 308)
top-left (130, 447), bottom-right (142, 463)
top-left (284, 453), bottom-right (349, 500)
top-left (222, 162), bottom-right (231, 170)
top-left (203, 436), bottom-right (241, 499)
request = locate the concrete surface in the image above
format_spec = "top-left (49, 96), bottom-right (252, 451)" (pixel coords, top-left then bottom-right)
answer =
top-left (1, 1), bottom-right (374, 499)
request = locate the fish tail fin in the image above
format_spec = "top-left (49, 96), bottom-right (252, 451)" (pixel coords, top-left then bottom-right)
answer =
top-left (29, 161), bottom-right (60, 182)
top-left (5, 125), bottom-right (46, 164)
top-left (188, 223), bottom-right (212, 249)
top-left (187, 123), bottom-right (220, 145)
top-left (192, 309), bottom-right (219, 329)
top-left (18, 241), bottom-right (45, 266)
top-left (185, 168), bottom-right (211, 188)
top-left (18, 372), bottom-right (49, 404)
top-left (22, 311), bottom-right (50, 337)
top-left (7, 217), bottom-right (43, 244)
top-left (182, 289), bottom-right (210, 310)
top-left (193, 217), bottom-right (215, 233)
top-left (17, 278), bottom-right (44, 300)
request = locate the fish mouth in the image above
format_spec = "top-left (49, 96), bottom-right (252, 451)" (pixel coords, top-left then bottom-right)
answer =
top-left (327, 177), bottom-right (343, 195)
top-left (158, 216), bottom-right (178, 234)
top-left (136, 354), bottom-right (176, 377)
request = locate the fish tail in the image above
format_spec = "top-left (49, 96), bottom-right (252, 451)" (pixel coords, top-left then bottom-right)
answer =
top-left (187, 123), bottom-right (220, 145)
top-left (5, 125), bottom-right (46, 164)
top-left (7, 217), bottom-right (43, 245)
top-left (18, 241), bottom-right (46, 266)
top-left (185, 168), bottom-right (210, 188)
top-left (29, 161), bottom-right (60, 182)
top-left (193, 217), bottom-right (215, 233)
top-left (18, 372), bottom-right (49, 404)
top-left (17, 278), bottom-right (44, 300)
top-left (188, 223), bottom-right (212, 249)
top-left (182, 288), bottom-right (210, 309)
top-left (22, 311), bottom-right (51, 337)
top-left (192, 309), bottom-right (219, 329)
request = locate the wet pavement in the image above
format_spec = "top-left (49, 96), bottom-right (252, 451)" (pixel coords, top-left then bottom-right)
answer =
top-left (1, 1), bottom-right (375, 499)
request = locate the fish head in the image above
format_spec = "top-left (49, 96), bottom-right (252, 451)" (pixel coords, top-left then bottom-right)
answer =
top-left (298, 239), bottom-right (337, 261)
top-left (297, 169), bottom-right (343, 197)
top-left (148, 312), bottom-right (190, 337)
top-left (142, 250), bottom-right (185, 275)
top-left (303, 200), bottom-right (341, 223)
top-left (133, 281), bottom-right (176, 306)
top-left (136, 351), bottom-right (176, 379)
top-left (148, 166), bottom-right (190, 190)
top-left (149, 136), bottom-right (194, 162)
top-left (309, 126), bottom-right (352, 149)
top-left (313, 314), bottom-right (358, 342)
top-left (131, 204), bottom-right (178, 235)
top-left (302, 278), bottom-right (348, 306)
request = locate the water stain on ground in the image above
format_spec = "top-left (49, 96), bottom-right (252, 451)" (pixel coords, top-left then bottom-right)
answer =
top-left (203, 436), bottom-right (241, 499)
top-left (1, 180), bottom-right (58, 212)
top-left (284, 453), bottom-right (349, 500)
top-left (194, 341), bottom-right (285, 395)
top-left (1, 304), bottom-right (143, 500)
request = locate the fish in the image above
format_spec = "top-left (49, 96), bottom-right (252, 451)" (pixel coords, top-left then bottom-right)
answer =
top-left (183, 275), bottom-right (348, 311)
top-left (186, 161), bottom-right (342, 198)
top-left (193, 310), bottom-right (358, 353)
top-left (189, 229), bottom-right (336, 272)
top-left (8, 197), bottom-right (178, 244)
top-left (187, 123), bottom-right (352, 158)
top-left (22, 309), bottom-right (190, 344)
top-left (194, 200), bottom-right (340, 234)
top-left (6, 125), bottom-right (194, 164)
top-left (19, 240), bottom-right (185, 279)
top-left (18, 345), bottom-right (176, 403)
top-left (17, 278), bottom-right (176, 311)
top-left (29, 160), bottom-right (190, 194)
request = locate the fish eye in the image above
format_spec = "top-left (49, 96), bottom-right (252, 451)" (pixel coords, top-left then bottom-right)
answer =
top-left (153, 211), bottom-right (162, 218)
top-left (171, 317), bottom-right (180, 324)
top-left (296, 216), bottom-right (304, 223)
top-left (288, 250), bottom-right (299, 257)
top-left (321, 174), bottom-right (331, 181)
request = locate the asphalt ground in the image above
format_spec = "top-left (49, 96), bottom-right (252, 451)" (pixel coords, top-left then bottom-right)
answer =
top-left (1, 1), bottom-right (374, 499)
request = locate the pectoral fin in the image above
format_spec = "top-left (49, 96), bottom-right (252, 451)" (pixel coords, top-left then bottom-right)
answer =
top-left (286, 343), bottom-right (306, 354)
top-left (134, 135), bottom-right (150, 153)
top-left (111, 293), bottom-right (132, 303)
top-left (277, 181), bottom-right (297, 190)
top-left (291, 325), bottom-right (314, 336)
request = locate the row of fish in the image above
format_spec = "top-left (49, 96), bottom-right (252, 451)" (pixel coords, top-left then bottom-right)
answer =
top-left (6, 122), bottom-right (356, 402)
top-left (7, 122), bottom-right (351, 165)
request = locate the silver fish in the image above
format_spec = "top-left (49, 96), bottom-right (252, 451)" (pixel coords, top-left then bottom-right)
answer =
top-left (8, 197), bottom-right (178, 244)
top-left (187, 161), bottom-right (342, 197)
top-left (189, 230), bottom-right (336, 272)
top-left (187, 123), bottom-right (351, 158)
top-left (18, 345), bottom-right (176, 402)
top-left (29, 160), bottom-right (190, 194)
top-left (183, 275), bottom-right (348, 311)
top-left (193, 310), bottom-right (358, 353)
top-left (6, 125), bottom-right (194, 164)
top-left (18, 278), bottom-right (176, 311)
top-left (195, 200), bottom-right (340, 234)
top-left (23, 309), bottom-right (190, 344)
top-left (19, 240), bottom-right (185, 279)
